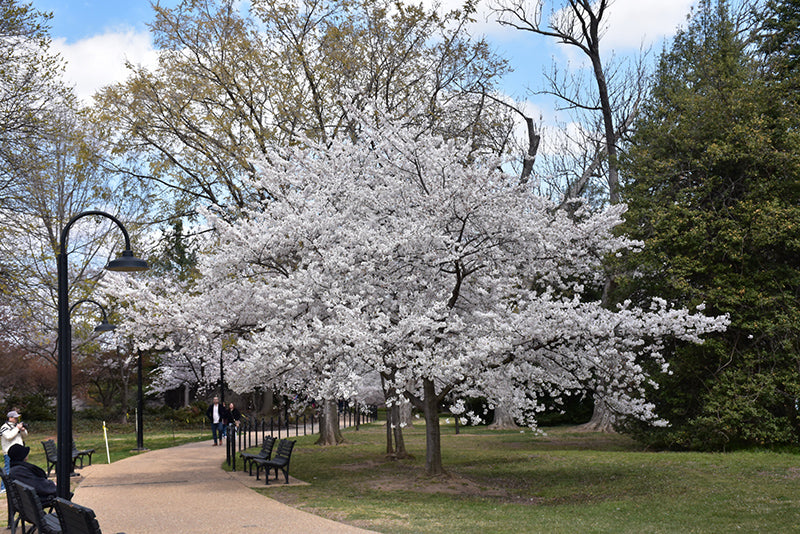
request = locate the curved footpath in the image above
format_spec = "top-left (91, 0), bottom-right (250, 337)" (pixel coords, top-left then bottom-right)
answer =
top-left (70, 439), bottom-right (377, 534)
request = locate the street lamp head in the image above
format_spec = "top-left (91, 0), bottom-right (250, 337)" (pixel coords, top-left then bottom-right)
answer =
top-left (94, 319), bottom-right (116, 333)
top-left (106, 250), bottom-right (149, 272)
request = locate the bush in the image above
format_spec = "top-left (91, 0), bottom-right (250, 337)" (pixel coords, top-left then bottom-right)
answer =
top-left (3, 391), bottom-right (55, 421)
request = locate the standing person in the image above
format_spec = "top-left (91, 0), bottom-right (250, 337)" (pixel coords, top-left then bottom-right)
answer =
top-left (205, 397), bottom-right (228, 446)
top-left (227, 402), bottom-right (242, 427)
top-left (227, 402), bottom-right (242, 440)
top-left (7, 443), bottom-right (57, 507)
top-left (0, 410), bottom-right (27, 493)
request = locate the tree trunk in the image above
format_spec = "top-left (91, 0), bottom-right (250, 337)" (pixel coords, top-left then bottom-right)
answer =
top-left (577, 396), bottom-right (616, 433)
top-left (579, 275), bottom-right (620, 433)
top-left (385, 405), bottom-right (394, 455)
top-left (391, 403), bottom-right (409, 458)
top-left (399, 401), bottom-right (413, 427)
top-left (422, 378), bottom-right (444, 476)
top-left (380, 374), bottom-right (410, 457)
top-left (316, 398), bottom-right (344, 445)
top-left (488, 405), bottom-right (519, 430)
top-left (521, 116), bottom-right (540, 183)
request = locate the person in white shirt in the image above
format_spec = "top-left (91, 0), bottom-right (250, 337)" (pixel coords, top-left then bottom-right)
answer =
top-left (205, 397), bottom-right (228, 446)
top-left (0, 410), bottom-right (28, 492)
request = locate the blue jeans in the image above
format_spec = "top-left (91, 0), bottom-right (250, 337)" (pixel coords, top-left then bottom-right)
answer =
top-left (2, 454), bottom-right (8, 490)
top-left (211, 422), bottom-right (225, 444)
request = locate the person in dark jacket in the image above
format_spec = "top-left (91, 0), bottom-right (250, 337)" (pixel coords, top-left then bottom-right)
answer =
top-left (227, 402), bottom-right (242, 427)
top-left (205, 396), bottom-right (229, 446)
top-left (227, 402), bottom-right (243, 437)
top-left (8, 443), bottom-right (56, 507)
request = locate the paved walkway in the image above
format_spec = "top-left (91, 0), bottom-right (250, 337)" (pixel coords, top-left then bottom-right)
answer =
top-left (71, 440), bottom-right (376, 534)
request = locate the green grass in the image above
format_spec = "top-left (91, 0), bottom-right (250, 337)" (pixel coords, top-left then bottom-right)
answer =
top-left (244, 420), bottom-right (800, 533)
top-left (17, 419), bottom-right (209, 467)
top-left (5, 418), bottom-right (800, 533)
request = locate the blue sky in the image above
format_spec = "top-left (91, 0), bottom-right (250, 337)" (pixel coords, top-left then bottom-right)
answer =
top-left (31, 0), bottom-right (697, 123)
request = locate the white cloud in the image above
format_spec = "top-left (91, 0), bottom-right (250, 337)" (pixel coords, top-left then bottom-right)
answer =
top-left (464, 0), bottom-right (694, 50)
top-left (53, 29), bottom-right (159, 104)
top-left (602, 0), bottom-right (695, 50)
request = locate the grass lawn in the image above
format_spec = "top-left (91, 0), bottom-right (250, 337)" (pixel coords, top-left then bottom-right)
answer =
top-left (2, 418), bottom-right (799, 533)
top-left (243, 419), bottom-right (800, 533)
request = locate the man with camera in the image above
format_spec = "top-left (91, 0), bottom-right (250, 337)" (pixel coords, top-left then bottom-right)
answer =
top-left (1, 410), bottom-right (28, 493)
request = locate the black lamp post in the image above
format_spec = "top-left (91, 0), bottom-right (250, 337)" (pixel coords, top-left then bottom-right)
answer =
top-left (133, 349), bottom-right (147, 451)
top-left (57, 210), bottom-right (148, 499)
top-left (220, 345), bottom-right (240, 405)
top-left (219, 349), bottom-right (225, 405)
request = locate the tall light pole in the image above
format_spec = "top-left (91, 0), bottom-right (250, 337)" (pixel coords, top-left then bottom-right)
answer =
top-left (219, 349), bottom-right (225, 405)
top-left (220, 345), bottom-right (240, 405)
top-left (57, 210), bottom-right (148, 499)
top-left (134, 349), bottom-right (147, 451)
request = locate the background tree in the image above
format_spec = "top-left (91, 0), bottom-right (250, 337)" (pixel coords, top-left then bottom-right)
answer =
top-left (492, 0), bottom-right (647, 203)
top-left (619, 0), bottom-right (800, 449)
top-left (93, 0), bottom-right (511, 222)
top-left (0, 0), bottom-right (67, 202)
top-left (0, 1), bottom-right (148, 389)
top-left (491, 0), bottom-right (650, 431)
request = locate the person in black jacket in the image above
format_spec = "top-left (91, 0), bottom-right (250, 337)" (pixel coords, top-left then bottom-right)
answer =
top-left (8, 443), bottom-right (56, 507)
top-left (227, 402), bottom-right (243, 438)
top-left (205, 396), bottom-right (229, 446)
top-left (227, 402), bottom-right (242, 427)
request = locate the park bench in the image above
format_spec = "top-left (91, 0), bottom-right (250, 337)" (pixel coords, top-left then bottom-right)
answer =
top-left (13, 480), bottom-right (61, 534)
top-left (253, 439), bottom-right (295, 485)
top-left (72, 441), bottom-right (95, 468)
top-left (42, 439), bottom-right (59, 477)
top-left (240, 435), bottom-right (276, 476)
top-left (0, 471), bottom-right (22, 534)
top-left (42, 439), bottom-right (86, 476)
top-left (53, 497), bottom-right (125, 534)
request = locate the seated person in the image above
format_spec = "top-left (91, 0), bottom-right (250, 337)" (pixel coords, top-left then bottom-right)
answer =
top-left (8, 443), bottom-right (57, 507)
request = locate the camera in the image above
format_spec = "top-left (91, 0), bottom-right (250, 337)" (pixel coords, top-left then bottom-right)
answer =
top-left (20, 422), bottom-right (28, 430)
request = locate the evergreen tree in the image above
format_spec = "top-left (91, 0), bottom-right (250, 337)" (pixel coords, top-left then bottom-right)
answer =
top-left (619, 0), bottom-right (800, 449)
top-left (758, 0), bottom-right (800, 76)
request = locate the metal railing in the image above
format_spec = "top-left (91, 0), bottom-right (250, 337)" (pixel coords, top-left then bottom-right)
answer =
top-left (224, 403), bottom-right (378, 470)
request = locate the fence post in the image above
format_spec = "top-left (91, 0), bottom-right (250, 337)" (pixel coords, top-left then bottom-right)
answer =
top-left (247, 416), bottom-right (252, 449)
top-left (225, 424), bottom-right (231, 467)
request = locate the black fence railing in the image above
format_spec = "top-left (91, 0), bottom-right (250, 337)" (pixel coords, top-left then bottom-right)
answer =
top-left (225, 403), bottom-right (378, 471)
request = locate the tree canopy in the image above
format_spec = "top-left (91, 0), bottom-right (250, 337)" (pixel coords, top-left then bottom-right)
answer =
top-left (619, 0), bottom-right (800, 449)
top-left (93, 0), bottom-right (512, 220)
top-left (104, 107), bottom-right (726, 473)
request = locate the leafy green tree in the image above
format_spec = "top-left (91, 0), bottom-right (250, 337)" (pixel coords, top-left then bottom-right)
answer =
top-left (146, 219), bottom-right (199, 283)
top-left (93, 0), bottom-right (511, 220)
top-left (619, 0), bottom-right (800, 449)
top-left (0, 0), bottom-right (68, 201)
top-left (0, 0), bottom-right (149, 381)
top-left (757, 0), bottom-right (800, 75)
